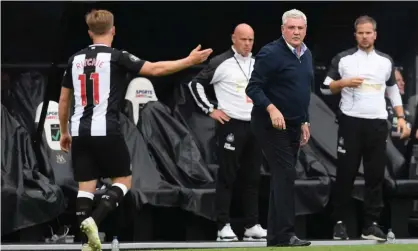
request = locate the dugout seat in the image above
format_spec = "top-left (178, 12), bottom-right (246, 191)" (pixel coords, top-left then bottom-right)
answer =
top-left (388, 146), bottom-right (418, 238)
top-left (124, 77), bottom-right (158, 126)
top-left (35, 101), bottom-right (78, 196)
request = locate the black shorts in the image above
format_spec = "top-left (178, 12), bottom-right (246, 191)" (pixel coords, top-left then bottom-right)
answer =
top-left (71, 135), bottom-right (131, 182)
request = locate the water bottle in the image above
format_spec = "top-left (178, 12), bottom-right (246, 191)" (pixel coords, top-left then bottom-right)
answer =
top-left (111, 236), bottom-right (120, 251)
top-left (387, 228), bottom-right (395, 244)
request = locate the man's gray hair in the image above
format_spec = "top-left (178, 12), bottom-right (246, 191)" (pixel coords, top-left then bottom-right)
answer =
top-left (282, 9), bottom-right (307, 26)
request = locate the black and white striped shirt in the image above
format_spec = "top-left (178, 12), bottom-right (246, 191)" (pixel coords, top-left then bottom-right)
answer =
top-left (188, 47), bottom-right (255, 121)
top-left (61, 44), bottom-right (145, 136)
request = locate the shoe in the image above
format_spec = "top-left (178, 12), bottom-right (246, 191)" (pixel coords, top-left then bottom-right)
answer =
top-left (275, 236), bottom-right (311, 247)
top-left (333, 221), bottom-right (349, 240)
top-left (81, 244), bottom-right (93, 251)
top-left (80, 217), bottom-right (102, 251)
top-left (216, 223), bottom-right (238, 242)
top-left (243, 224), bottom-right (267, 241)
top-left (361, 222), bottom-right (387, 241)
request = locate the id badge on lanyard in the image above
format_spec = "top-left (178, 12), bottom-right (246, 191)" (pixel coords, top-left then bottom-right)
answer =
top-left (234, 56), bottom-right (253, 103)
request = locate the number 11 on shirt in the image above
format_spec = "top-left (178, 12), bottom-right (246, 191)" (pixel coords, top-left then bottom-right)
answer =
top-left (78, 72), bottom-right (100, 106)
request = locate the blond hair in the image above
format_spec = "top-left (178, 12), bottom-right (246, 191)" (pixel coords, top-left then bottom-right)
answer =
top-left (85, 9), bottom-right (114, 35)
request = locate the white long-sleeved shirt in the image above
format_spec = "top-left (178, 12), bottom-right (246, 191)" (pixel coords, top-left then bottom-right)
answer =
top-left (188, 46), bottom-right (255, 121)
top-left (321, 48), bottom-right (402, 119)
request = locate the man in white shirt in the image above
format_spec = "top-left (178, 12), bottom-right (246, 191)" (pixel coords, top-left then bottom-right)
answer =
top-left (321, 15), bottom-right (410, 241)
top-left (189, 23), bottom-right (266, 242)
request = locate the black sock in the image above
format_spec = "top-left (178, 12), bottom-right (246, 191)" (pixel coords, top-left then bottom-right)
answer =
top-left (76, 196), bottom-right (93, 244)
top-left (91, 185), bottom-right (124, 226)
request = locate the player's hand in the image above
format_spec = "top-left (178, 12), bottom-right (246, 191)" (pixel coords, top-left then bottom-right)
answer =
top-left (210, 109), bottom-right (230, 124)
top-left (60, 132), bottom-right (72, 153)
top-left (188, 45), bottom-right (213, 65)
top-left (267, 105), bottom-right (286, 130)
top-left (397, 118), bottom-right (410, 139)
top-left (342, 77), bottom-right (364, 88)
top-left (300, 123), bottom-right (310, 146)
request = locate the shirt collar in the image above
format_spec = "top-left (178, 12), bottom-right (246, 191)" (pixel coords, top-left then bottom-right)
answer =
top-left (283, 36), bottom-right (307, 57)
top-left (89, 44), bottom-right (109, 47)
top-left (356, 47), bottom-right (376, 56)
top-left (231, 46), bottom-right (252, 61)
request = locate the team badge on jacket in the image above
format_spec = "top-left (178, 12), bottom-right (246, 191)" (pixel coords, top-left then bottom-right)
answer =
top-left (226, 133), bottom-right (235, 143)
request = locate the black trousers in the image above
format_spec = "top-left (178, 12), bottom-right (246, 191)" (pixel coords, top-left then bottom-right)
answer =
top-left (332, 114), bottom-right (388, 227)
top-left (215, 118), bottom-right (262, 229)
top-left (251, 117), bottom-right (301, 245)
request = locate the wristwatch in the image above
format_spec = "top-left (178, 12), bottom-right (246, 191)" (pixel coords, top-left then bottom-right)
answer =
top-left (397, 115), bottom-right (406, 120)
top-left (302, 122), bottom-right (310, 126)
top-left (208, 106), bottom-right (214, 114)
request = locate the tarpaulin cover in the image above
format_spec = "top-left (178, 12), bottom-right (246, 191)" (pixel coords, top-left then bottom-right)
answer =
top-left (1, 71), bottom-right (62, 184)
top-left (138, 101), bottom-right (215, 187)
top-left (119, 111), bottom-right (182, 208)
top-left (1, 104), bottom-right (66, 235)
top-left (5, 71), bottom-right (46, 133)
top-left (172, 83), bottom-right (218, 166)
top-left (137, 101), bottom-right (217, 220)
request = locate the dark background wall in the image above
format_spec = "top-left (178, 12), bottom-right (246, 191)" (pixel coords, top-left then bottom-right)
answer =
top-left (2, 1), bottom-right (418, 101)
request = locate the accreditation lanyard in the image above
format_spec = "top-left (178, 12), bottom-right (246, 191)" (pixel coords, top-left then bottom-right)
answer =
top-left (233, 56), bottom-right (252, 82)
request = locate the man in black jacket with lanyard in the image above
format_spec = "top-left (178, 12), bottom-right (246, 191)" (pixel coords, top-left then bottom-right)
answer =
top-left (321, 15), bottom-right (410, 241)
top-left (189, 23), bottom-right (267, 242)
top-left (246, 9), bottom-right (313, 247)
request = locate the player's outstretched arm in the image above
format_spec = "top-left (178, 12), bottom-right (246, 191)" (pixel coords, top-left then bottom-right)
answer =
top-left (140, 45), bottom-right (213, 77)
